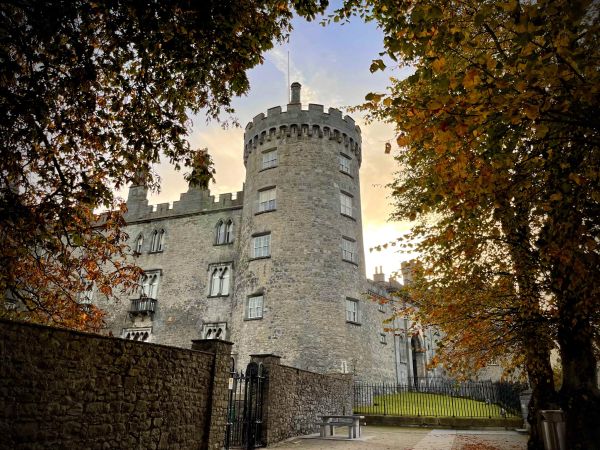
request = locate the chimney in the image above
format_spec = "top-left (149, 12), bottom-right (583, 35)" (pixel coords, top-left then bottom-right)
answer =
top-left (373, 265), bottom-right (385, 283)
top-left (290, 82), bottom-right (301, 105)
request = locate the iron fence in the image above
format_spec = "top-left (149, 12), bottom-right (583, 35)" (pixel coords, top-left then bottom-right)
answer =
top-left (354, 378), bottom-right (526, 418)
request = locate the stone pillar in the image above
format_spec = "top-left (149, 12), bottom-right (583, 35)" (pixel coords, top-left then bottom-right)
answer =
top-left (191, 339), bottom-right (233, 450)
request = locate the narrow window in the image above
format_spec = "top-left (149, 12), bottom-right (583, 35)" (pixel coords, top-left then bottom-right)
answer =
top-left (340, 192), bottom-right (354, 217)
top-left (252, 233), bottom-right (271, 258)
top-left (258, 188), bottom-right (276, 213)
top-left (157, 229), bottom-right (165, 252)
top-left (150, 230), bottom-right (158, 252)
top-left (342, 237), bottom-right (358, 264)
top-left (210, 268), bottom-right (221, 296)
top-left (220, 268), bottom-right (230, 296)
top-left (247, 295), bottom-right (264, 319)
top-left (262, 149), bottom-right (278, 169)
top-left (215, 220), bottom-right (226, 244)
top-left (135, 234), bottom-right (144, 253)
top-left (346, 298), bottom-right (359, 323)
top-left (380, 333), bottom-right (387, 344)
top-left (339, 153), bottom-right (351, 174)
top-left (225, 220), bottom-right (234, 244)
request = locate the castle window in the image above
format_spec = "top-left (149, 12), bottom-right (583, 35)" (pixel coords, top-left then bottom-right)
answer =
top-left (380, 333), bottom-right (387, 344)
top-left (258, 187), bottom-right (276, 213)
top-left (202, 322), bottom-right (227, 340)
top-left (150, 229), bottom-right (165, 252)
top-left (247, 295), bottom-right (264, 319)
top-left (77, 280), bottom-right (94, 305)
top-left (339, 153), bottom-right (351, 175)
top-left (122, 327), bottom-right (152, 342)
top-left (340, 192), bottom-right (354, 217)
top-left (225, 220), bottom-right (234, 243)
top-left (208, 264), bottom-right (231, 297)
top-left (141, 271), bottom-right (160, 299)
top-left (252, 233), bottom-right (271, 258)
top-left (342, 237), bottom-right (358, 264)
top-left (216, 220), bottom-right (234, 245)
top-left (346, 298), bottom-right (359, 323)
top-left (262, 149), bottom-right (278, 170)
top-left (341, 360), bottom-right (349, 374)
top-left (135, 234), bottom-right (144, 253)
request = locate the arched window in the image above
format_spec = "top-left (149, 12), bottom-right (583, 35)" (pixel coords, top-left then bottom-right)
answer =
top-left (225, 220), bottom-right (234, 244)
top-left (220, 268), bottom-right (230, 295)
top-left (141, 272), bottom-right (160, 299)
top-left (208, 264), bottom-right (231, 296)
top-left (210, 268), bottom-right (221, 296)
top-left (149, 229), bottom-right (165, 252)
top-left (215, 220), bottom-right (226, 244)
top-left (150, 230), bottom-right (158, 252)
top-left (157, 229), bottom-right (165, 252)
top-left (135, 234), bottom-right (144, 253)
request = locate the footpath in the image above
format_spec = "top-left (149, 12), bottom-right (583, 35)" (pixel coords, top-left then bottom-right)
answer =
top-left (271, 426), bottom-right (528, 450)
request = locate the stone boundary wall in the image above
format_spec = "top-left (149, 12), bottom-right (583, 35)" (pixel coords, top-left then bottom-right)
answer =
top-left (0, 319), bottom-right (232, 450)
top-left (251, 355), bottom-right (353, 445)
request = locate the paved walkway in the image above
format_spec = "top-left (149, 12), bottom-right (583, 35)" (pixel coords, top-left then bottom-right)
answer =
top-left (271, 426), bottom-right (528, 450)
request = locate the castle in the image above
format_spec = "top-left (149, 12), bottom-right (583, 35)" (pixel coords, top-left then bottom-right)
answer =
top-left (98, 83), bottom-right (439, 383)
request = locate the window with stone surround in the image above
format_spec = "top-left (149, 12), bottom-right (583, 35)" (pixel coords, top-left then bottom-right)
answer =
top-left (202, 322), bottom-right (227, 340)
top-left (208, 263), bottom-right (231, 297)
top-left (141, 270), bottom-right (160, 299)
top-left (215, 219), bottom-right (234, 245)
top-left (340, 192), bottom-right (354, 217)
top-left (339, 153), bottom-right (351, 175)
top-left (380, 333), bottom-right (387, 344)
top-left (135, 233), bottom-right (144, 253)
top-left (122, 327), bottom-right (152, 342)
top-left (150, 229), bottom-right (165, 252)
top-left (246, 295), bottom-right (264, 319)
top-left (342, 237), bottom-right (358, 264)
top-left (252, 233), bottom-right (271, 258)
top-left (346, 298), bottom-right (359, 323)
top-left (258, 187), bottom-right (276, 213)
top-left (262, 149), bottom-right (278, 170)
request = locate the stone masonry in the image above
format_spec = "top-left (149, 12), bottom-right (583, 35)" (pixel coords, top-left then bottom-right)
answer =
top-left (0, 319), bottom-right (232, 450)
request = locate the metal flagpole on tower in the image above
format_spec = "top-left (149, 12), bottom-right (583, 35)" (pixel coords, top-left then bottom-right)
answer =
top-left (287, 50), bottom-right (290, 102)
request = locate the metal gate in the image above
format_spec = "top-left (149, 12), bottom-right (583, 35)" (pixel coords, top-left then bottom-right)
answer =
top-left (225, 361), bottom-right (265, 449)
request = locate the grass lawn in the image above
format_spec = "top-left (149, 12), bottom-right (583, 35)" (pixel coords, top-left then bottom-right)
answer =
top-left (354, 391), bottom-right (520, 418)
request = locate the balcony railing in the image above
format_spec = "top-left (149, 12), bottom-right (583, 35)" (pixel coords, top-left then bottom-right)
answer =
top-left (129, 297), bottom-right (157, 315)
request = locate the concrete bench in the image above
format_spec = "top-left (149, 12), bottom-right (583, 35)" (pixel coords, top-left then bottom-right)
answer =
top-left (317, 420), bottom-right (353, 438)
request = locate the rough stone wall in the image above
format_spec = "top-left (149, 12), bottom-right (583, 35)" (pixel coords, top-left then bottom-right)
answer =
top-left (0, 319), bottom-right (231, 450)
top-left (259, 361), bottom-right (353, 445)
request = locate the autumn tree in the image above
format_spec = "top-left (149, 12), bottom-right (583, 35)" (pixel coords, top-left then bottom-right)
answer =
top-left (335, 0), bottom-right (600, 448)
top-left (1, 0), bottom-right (328, 330)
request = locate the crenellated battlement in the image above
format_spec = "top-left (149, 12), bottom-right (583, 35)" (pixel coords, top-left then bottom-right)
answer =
top-left (124, 185), bottom-right (244, 223)
top-left (243, 102), bottom-right (362, 166)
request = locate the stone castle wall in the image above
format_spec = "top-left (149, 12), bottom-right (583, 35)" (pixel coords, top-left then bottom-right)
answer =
top-left (100, 87), bottom-right (399, 383)
top-left (0, 319), bottom-right (231, 450)
top-left (251, 355), bottom-right (353, 446)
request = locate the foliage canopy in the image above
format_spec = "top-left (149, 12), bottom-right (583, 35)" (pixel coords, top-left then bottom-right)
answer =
top-left (0, 0), bottom-right (328, 329)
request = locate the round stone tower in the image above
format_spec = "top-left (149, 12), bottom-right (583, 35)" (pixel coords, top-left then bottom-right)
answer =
top-left (231, 83), bottom-right (368, 373)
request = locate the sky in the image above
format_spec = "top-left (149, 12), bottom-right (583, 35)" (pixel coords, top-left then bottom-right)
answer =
top-left (133, 6), bottom-right (417, 281)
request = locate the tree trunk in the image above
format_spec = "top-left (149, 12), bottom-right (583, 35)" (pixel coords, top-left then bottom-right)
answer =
top-left (558, 312), bottom-right (600, 449)
top-left (524, 332), bottom-right (558, 450)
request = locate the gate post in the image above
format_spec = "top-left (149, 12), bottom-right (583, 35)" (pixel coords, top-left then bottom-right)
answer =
top-left (192, 339), bottom-right (233, 450)
top-left (249, 354), bottom-right (281, 446)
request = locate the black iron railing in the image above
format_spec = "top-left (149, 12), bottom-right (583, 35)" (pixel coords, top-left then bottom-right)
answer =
top-left (354, 378), bottom-right (526, 418)
top-left (129, 297), bottom-right (157, 315)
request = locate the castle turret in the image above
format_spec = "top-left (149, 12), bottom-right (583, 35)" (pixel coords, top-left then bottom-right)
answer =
top-left (231, 83), bottom-right (370, 373)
